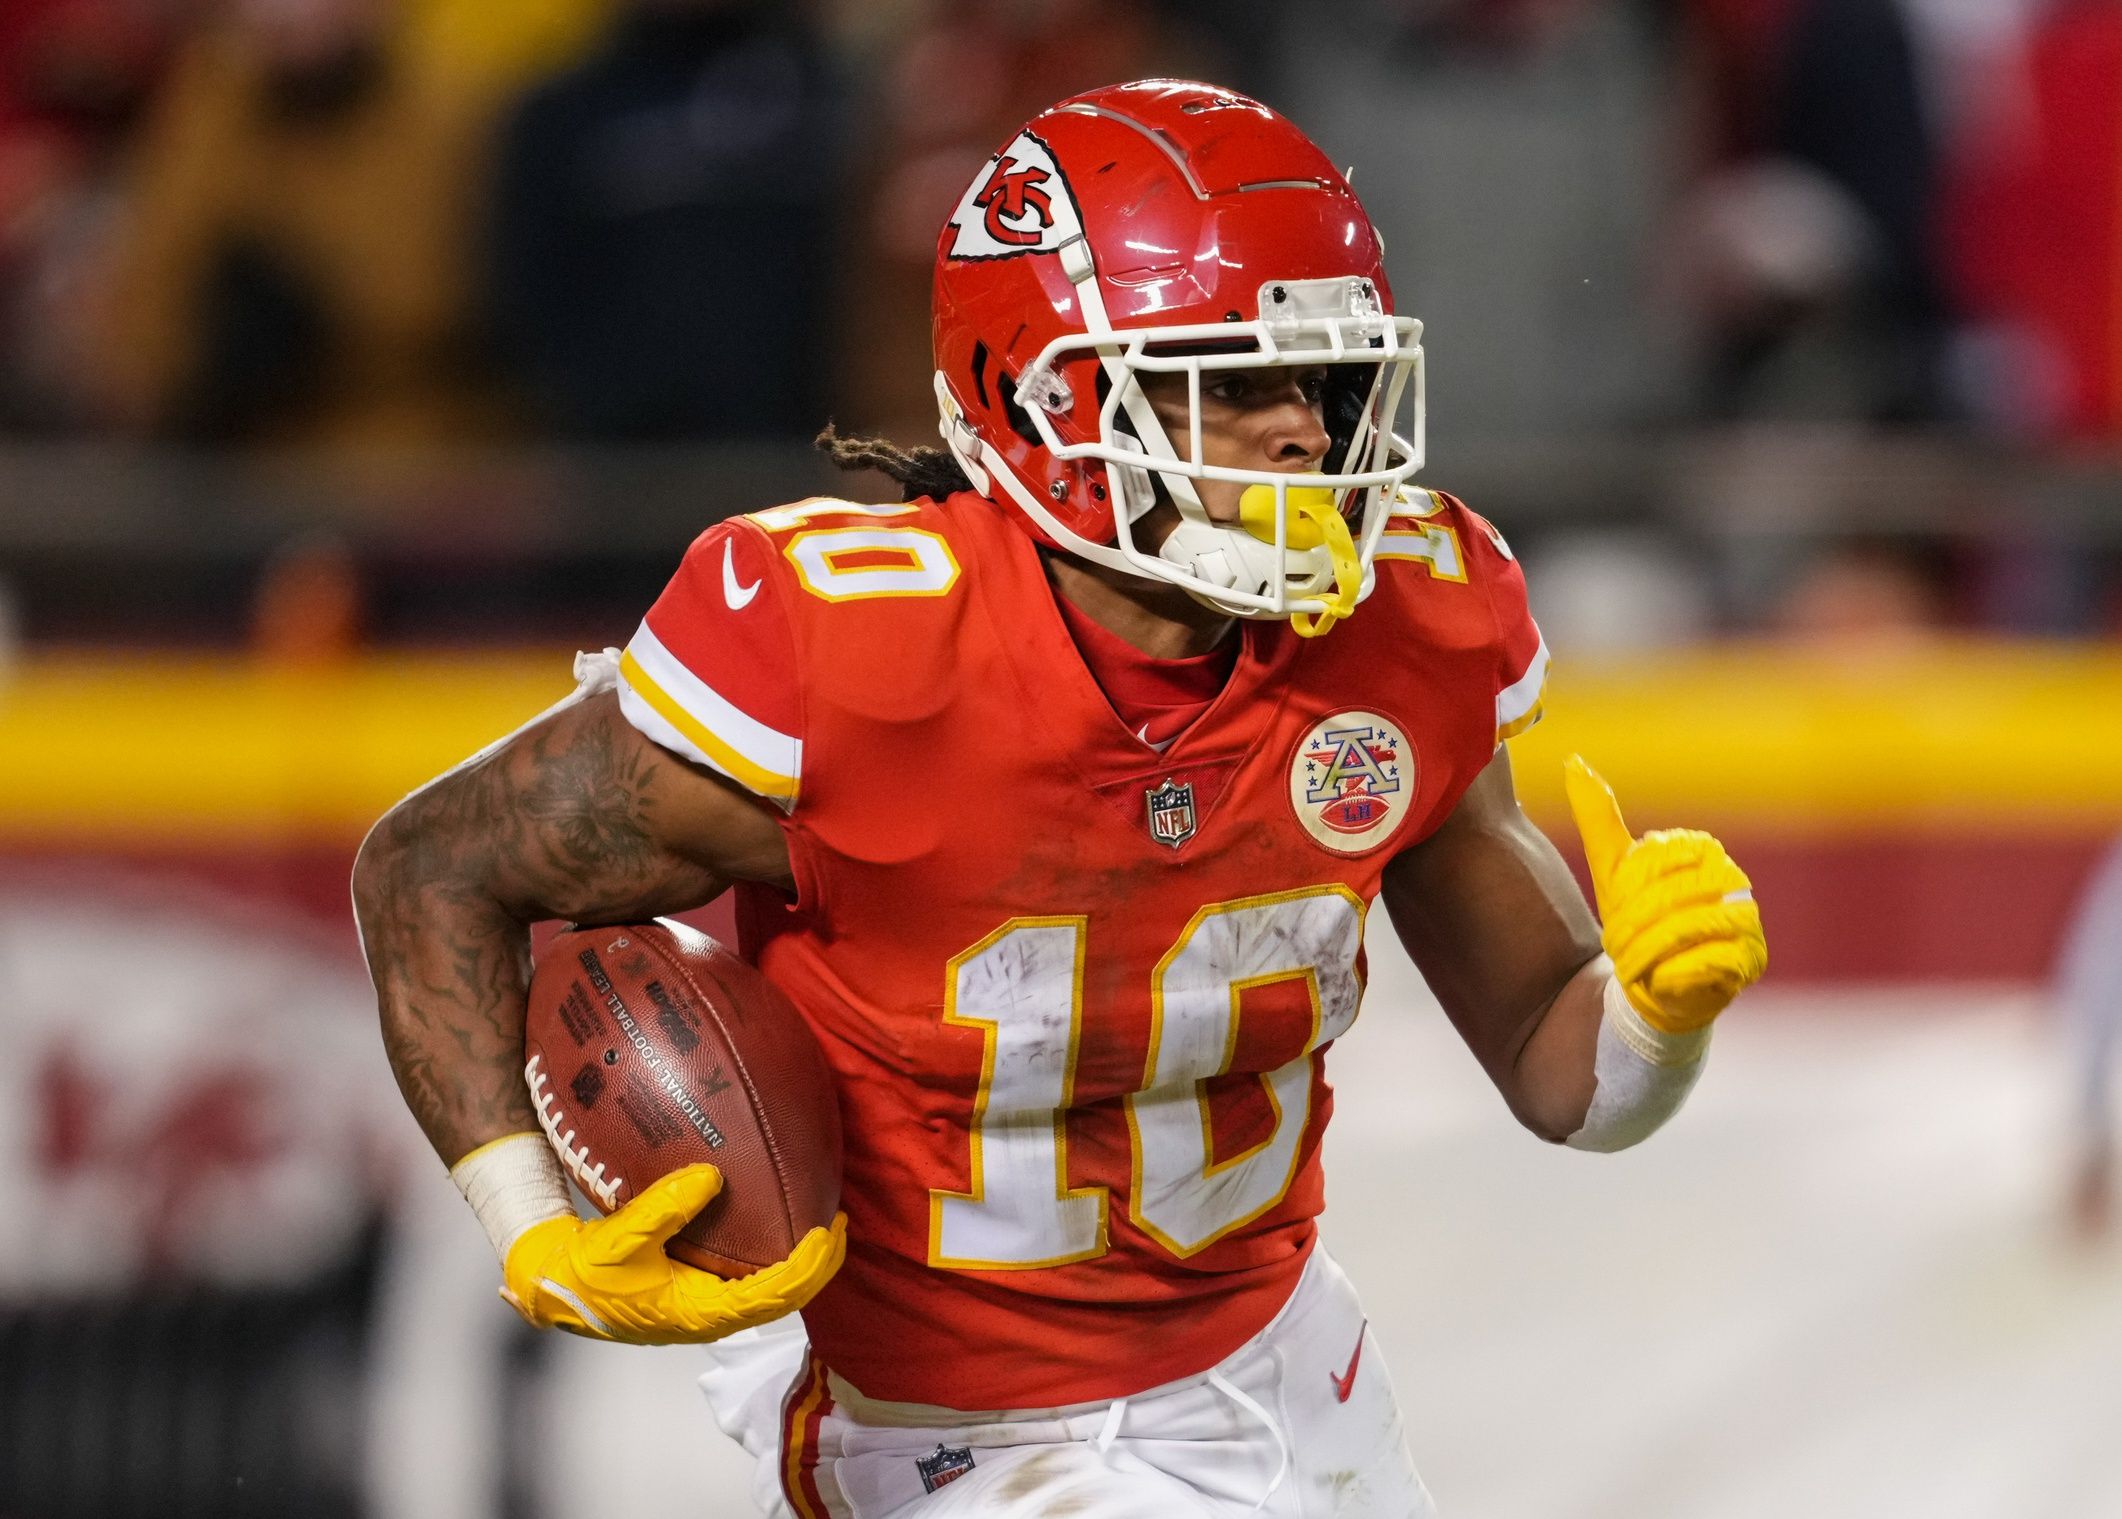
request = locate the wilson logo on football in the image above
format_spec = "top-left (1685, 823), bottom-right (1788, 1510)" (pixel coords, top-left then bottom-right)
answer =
top-left (946, 130), bottom-right (1082, 260)
top-left (1288, 710), bottom-right (1414, 855)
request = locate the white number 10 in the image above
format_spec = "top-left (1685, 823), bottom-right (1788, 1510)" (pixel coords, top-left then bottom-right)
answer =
top-left (928, 887), bottom-right (1365, 1269)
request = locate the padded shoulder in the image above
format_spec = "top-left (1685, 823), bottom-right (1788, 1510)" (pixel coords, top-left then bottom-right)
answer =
top-left (1366, 487), bottom-right (1549, 745)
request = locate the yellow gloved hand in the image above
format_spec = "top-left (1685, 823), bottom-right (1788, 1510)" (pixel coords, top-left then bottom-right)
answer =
top-left (501, 1163), bottom-right (847, 1344)
top-left (1564, 755), bottom-right (1767, 1034)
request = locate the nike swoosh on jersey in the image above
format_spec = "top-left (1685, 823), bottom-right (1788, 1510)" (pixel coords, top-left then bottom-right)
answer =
top-left (1330, 1320), bottom-right (1367, 1403)
top-left (722, 542), bottom-right (762, 610)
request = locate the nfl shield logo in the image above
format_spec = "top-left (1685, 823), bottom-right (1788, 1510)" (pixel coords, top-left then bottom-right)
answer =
top-left (1145, 778), bottom-right (1197, 849)
top-left (916, 1444), bottom-right (976, 1494)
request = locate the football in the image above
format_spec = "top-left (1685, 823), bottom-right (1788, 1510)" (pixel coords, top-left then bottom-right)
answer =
top-left (522, 918), bottom-right (841, 1276)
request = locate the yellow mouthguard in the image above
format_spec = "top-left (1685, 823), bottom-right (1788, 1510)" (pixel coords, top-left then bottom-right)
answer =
top-left (1236, 484), bottom-right (1360, 637)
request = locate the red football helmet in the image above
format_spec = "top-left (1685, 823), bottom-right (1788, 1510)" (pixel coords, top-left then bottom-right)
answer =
top-left (932, 79), bottom-right (1425, 634)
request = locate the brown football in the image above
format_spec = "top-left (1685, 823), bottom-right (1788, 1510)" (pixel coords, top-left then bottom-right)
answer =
top-left (522, 918), bottom-right (841, 1276)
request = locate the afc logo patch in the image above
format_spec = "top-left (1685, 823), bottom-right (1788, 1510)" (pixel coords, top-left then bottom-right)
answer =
top-left (945, 130), bottom-right (1083, 260)
top-left (1288, 710), bottom-right (1414, 855)
top-left (916, 1443), bottom-right (976, 1494)
top-left (1145, 777), bottom-right (1197, 849)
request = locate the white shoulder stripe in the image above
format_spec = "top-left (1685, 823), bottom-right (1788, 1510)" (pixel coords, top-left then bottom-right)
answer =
top-left (617, 624), bottom-right (801, 802)
top-left (1389, 487), bottom-right (1447, 519)
top-left (1495, 630), bottom-right (1550, 739)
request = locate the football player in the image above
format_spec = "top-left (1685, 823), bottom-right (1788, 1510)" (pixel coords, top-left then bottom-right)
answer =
top-left (354, 81), bottom-right (1767, 1517)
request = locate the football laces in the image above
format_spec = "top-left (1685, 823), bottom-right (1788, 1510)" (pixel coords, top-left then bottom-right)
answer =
top-left (525, 1052), bottom-right (624, 1210)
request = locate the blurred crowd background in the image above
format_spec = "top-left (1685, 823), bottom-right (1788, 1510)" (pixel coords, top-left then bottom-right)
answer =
top-left (0, 0), bottom-right (2120, 645)
top-left (2, 2), bottom-right (2121, 1517)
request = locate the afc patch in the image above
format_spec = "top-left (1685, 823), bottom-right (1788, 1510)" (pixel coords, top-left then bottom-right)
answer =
top-left (915, 1443), bottom-right (976, 1494)
top-left (1145, 777), bottom-right (1197, 849)
top-left (1288, 710), bottom-right (1414, 856)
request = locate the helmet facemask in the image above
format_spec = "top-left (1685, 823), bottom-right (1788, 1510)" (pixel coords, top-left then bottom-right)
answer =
top-left (964, 275), bottom-right (1425, 637)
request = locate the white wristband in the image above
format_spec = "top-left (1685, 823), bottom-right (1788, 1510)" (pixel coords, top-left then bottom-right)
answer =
top-left (449, 1132), bottom-right (575, 1260)
top-left (1564, 974), bottom-right (1712, 1153)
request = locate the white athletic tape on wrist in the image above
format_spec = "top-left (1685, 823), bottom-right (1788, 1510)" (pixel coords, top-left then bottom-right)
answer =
top-left (1564, 973), bottom-right (1711, 1153)
top-left (450, 1131), bottom-right (575, 1260)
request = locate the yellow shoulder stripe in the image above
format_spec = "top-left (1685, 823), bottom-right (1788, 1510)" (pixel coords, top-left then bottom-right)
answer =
top-left (617, 649), bottom-right (798, 802)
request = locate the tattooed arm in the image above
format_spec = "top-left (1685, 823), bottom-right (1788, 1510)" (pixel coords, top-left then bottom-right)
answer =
top-left (351, 686), bottom-right (790, 1167)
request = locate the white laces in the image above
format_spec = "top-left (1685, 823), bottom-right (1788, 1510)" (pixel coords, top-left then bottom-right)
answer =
top-left (1084, 1362), bottom-right (1290, 1512)
top-left (1093, 1395), bottom-right (1129, 1459)
top-left (1207, 1364), bottom-right (1291, 1513)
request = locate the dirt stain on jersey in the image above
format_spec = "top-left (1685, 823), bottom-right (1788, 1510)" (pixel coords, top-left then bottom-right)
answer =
top-left (994, 1448), bottom-right (1074, 1503)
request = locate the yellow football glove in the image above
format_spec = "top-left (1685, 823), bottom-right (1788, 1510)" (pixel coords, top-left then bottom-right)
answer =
top-left (1564, 755), bottom-right (1767, 1034)
top-left (501, 1163), bottom-right (846, 1344)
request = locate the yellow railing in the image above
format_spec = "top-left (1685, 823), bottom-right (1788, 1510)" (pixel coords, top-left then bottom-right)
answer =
top-left (1509, 642), bottom-right (2122, 834)
top-left (4, 642), bottom-right (2121, 845)
top-left (0, 653), bottom-right (575, 844)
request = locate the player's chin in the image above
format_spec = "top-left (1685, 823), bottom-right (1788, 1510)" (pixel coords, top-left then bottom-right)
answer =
top-left (1189, 483), bottom-right (1247, 528)
top-left (1129, 499), bottom-right (1184, 552)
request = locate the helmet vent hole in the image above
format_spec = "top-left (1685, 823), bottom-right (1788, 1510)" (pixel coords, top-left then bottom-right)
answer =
top-left (970, 342), bottom-right (992, 408)
top-left (999, 376), bottom-right (1043, 449)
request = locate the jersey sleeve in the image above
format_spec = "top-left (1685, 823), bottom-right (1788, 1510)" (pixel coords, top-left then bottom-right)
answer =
top-left (1474, 510), bottom-right (1548, 745)
top-left (1423, 491), bottom-right (1548, 746)
top-left (615, 519), bottom-right (805, 808)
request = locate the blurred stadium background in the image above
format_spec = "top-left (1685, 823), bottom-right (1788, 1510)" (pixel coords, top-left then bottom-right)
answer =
top-left (2, 0), bottom-right (2120, 1515)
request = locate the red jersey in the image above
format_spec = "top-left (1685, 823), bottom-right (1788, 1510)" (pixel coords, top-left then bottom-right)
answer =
top-left (615, 489), bottom-right (1546, 1408)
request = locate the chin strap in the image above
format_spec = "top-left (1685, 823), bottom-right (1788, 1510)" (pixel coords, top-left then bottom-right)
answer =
top-left (1236, 484), bottom-right (1361, 637)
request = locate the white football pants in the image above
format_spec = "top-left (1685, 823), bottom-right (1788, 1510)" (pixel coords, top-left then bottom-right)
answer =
top-left (698, 1245), bottom-right (1435, 1519)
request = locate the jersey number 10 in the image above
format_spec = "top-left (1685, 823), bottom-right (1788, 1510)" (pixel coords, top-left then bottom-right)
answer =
top-left (929, 885), bottom-right (1365, 1269)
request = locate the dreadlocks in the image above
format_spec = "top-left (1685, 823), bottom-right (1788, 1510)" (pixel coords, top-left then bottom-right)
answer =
top-left (814, 424), bottom-right (974, 503)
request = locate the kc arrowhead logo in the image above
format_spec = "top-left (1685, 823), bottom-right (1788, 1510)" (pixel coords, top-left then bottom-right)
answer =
top-left (946, 130), bottom-right (1084, 260)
